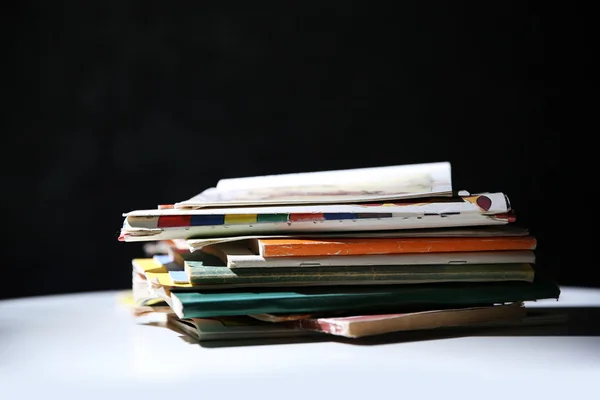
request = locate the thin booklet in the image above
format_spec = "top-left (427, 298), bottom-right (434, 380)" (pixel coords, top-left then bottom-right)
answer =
top-left (186, 225), bottom-right (530, 251)
top-left (286, 302), bottom-right (527, 338)
top-left (165, 314), bottom-right (314, 341)
top-left (120, 192), bottom-right (514, 242)
top-left (202, 240), bottom-right (536, 269)
top-left (168, 279), bottom-right (561, 319)
top-left (183, 262), bottom-right (535, 288)
top-left (240, 235), bottom-right (537, 258)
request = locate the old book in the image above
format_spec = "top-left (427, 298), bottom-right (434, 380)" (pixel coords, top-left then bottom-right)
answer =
top-left (119, 192), bottom-right (514, 242)
top-left (165, 314), bottom-right (314, 341)
top-left (286, 302), bottom-right (527, 338)
top-left (168, 278), bottom-right (561, 319)
top-left (166, 306), bottom-right (568, 342)
top-left (249, 235), bottom-right (537, 258)
top-left (202, 240), bottom-right (535, 268)
top-left (186, 224), bottom-right (530, 251)
top-left (183, 262), bottom-right (535, 288)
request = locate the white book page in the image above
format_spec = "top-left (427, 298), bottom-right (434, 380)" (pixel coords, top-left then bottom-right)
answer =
top-left (175, 162), bottom-right (452, 208)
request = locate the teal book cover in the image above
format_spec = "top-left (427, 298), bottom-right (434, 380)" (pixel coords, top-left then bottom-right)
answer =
top-left (170, 279), bottom-right (560, 319)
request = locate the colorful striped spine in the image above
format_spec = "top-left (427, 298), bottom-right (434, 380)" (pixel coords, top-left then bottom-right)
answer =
top-left (257, 214), bottom-right (289, 223)
top-left (156, 212), bottom-right (396, 228)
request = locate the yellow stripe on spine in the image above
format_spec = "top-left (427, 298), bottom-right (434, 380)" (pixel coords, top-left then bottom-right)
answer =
top-left (224, 214), bottom-right (258, 224)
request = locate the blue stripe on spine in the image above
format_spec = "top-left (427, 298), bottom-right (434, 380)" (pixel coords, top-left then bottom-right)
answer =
top-left (323, 213), bottom-right (356, 220)
top-left (190, 215), bottom-right (225, 226)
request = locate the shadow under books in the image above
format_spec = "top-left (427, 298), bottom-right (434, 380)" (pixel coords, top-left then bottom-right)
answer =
top-left (170, 306), bottom-right (600, 349)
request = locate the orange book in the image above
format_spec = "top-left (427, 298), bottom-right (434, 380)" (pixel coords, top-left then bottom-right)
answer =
top-left (251, 236), bottom-right (537, 257)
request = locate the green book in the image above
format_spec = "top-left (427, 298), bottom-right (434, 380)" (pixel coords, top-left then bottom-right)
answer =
top-left (169, 279), bottom-right (560, 319)
top-left (184, 261), bottom-right (535, 288)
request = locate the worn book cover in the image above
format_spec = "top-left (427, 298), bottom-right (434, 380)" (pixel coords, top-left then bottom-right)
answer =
top-left (119, 192), bottom-right (513, 242)
top-left (252, 235), bottom-right (537, 258)
top-left (166, 314), bottom-right (314, 341)
top-left (184, 261), bottom-right (535, 288)
top-left (203, 240), bottom-right (535, 268)
top-left (286, 302), bottom-right (527, 338)
top-left (186, 224), bottom-right (530, 251)
top-left (168, 278), bottom-right (560, 319)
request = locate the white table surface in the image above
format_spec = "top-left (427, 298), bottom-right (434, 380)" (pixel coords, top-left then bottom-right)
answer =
top-left (1, 286), bottom-right (599, 400)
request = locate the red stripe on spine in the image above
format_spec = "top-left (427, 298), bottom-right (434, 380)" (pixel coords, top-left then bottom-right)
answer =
top-left (289, 213), bottom-right (324, 222)
top-left (158, 215), bottom-right (192, 227)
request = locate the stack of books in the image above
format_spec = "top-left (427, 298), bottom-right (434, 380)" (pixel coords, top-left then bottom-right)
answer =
top-left (118, 162), bottom-right (561, 342)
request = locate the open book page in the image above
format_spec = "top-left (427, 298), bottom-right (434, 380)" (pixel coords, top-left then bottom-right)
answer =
top-left (174, 162), bottom-right (452, 208)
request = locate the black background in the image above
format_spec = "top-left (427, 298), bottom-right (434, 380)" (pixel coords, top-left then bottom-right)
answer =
top-left (5, 2), bottom-right (576, 300)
